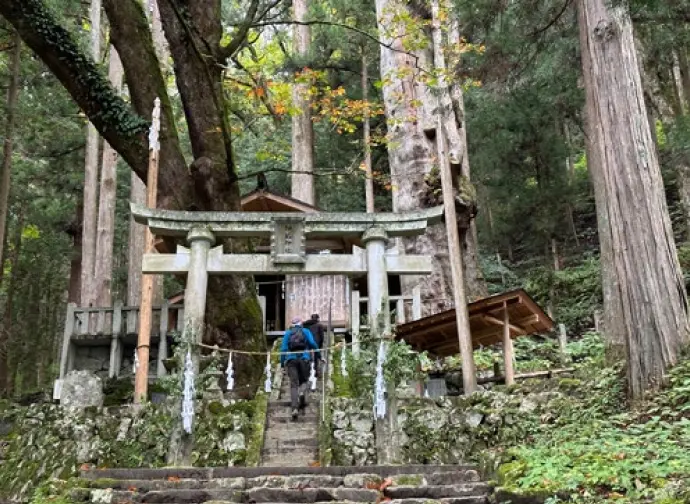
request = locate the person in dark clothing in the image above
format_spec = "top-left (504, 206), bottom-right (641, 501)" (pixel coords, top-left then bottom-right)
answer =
top-left (280, 317), bottom-right (318, 420)
top-left (303, 314), bottom-right (325, 376)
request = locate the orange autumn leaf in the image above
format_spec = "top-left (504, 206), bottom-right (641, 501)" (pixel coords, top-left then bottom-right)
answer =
top-left (167, 476), bottom-right (181, 482)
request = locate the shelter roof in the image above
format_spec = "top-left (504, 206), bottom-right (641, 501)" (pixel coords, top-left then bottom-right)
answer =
top-left (241, 189), bottom-right (319, 213)
top-left (395, 289), bottom-right (554, 357)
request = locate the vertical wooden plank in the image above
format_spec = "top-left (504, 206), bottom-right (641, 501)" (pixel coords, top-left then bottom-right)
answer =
top-left (258, 295), bottom-right (267, 333)
top-left (157, 301), bottom-right (169, 378)
top-left (177, 307), bottom-right (185, 332)
top-left (395, 298), bottom-right (405, 325)
top-left (59, 303), bottom-right (77, 379)
top-left (96, 308), bottom-right (106, 335)
top-left (109, 301), bottom-right (123, 378)
top-left (351, 290), bottom-right (360, 355)
top-left (412, 286), bottom-right (422, 321)
top-left (78, 309), bottom-right (88, 335)
top-left (502, 302), bottom-right (515, 386)
top-left (126, 307), bottom-right (137, 335)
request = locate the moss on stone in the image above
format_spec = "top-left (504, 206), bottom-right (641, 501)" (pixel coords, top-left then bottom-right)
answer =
top-left (245, 392), bottom-right (268, 467)
top-left (392, 474), bottom-right (424, 486)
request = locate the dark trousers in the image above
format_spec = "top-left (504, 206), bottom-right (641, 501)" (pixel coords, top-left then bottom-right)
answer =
top-left (286, 359), bottom-right (310, 409)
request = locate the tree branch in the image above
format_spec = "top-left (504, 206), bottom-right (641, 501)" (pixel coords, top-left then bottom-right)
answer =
top-left (0, 1), bottom-right (149, 175)
top-left (219, 0), bottom-right (261, 61)
top-left (103, 0), bottom-right (190, 207)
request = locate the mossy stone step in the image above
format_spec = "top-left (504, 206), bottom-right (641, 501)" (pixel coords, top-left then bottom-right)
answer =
top-left (81, 465), bottom-right (479, 481)
top-left (245, 475), bottom-right (344, 489)
top-left (383, 484), bottom-right (491, 500)
top-left (388, 498), bottom-right (489, 504)
top-left (246, 487), bottom-right (380, 503)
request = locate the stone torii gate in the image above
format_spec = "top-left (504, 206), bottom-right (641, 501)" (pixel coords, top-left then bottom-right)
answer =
top-left (131, 203), bottom-right (444, 380)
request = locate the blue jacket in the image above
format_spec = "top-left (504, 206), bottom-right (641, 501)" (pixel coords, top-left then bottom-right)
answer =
top-left (280, 326), bottom-right (318, 366)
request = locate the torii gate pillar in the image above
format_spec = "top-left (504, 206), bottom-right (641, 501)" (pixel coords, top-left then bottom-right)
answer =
top-left (183, 227), bottom-right (215, 361)
top-left (363, 227), bottom-right (391, 338)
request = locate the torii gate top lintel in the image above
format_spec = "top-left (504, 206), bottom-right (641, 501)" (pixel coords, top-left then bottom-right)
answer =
top-left (130, 203), bottom-right (444, 239)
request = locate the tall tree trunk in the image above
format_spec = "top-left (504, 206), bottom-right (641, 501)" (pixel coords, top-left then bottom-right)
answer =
top-left (80, 0), bottom-right (103, 307)
top-left (0, 32), bottom-right (21, 287)
top-left (127, 173), bottom-right (146, 305)
top-left (447, 3), bottom-right (487, 300)
top-left (290, 0), bottom-right (315, 205)
top-left (93, 48), bottom-right (124, 306)
top-left (578, 0), bottom-right (690, 398)
top-left (362, 50), bottom-right (375, 213)
top-left (563, 122), bottom-right (580, 247)
top-left (67, 202), bottom-right (83, 304)
top-left (375, 0), bottom-right (486, 316)
top-left (0, 210), bottom-right (23, 396)
top-left (677, 49), bottom-right (690, 112)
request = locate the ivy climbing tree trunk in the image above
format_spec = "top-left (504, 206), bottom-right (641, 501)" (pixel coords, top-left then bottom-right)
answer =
top-left (290, 0), bottom-right (315, 205)
top-left (0, 0), bottom-right (267, 390)
top-left (375, 0), bottom-right (486, 316)
top-left (578, 0), bottom-right (690, 398)
top-left (93, 48), bottom-right (124, 307)
top-left (0, 31), bottom-right (21, 288)
top-left (81, 0), bottom-right (103, 307)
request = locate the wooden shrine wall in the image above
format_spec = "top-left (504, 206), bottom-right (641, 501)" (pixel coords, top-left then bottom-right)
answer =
top-left (285, 275), bottom-right (349, 327)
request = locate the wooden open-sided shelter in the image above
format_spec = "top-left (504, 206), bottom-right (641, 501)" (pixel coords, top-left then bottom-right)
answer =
top-left (395, 289), bottom-right (554, 384)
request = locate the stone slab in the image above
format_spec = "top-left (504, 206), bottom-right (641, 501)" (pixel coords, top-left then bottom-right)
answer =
top-left (82, 465), bottom-right (477, 481)
top-left (139, 489), bottom-right (242, 503)
top-left (384, 484), bottom-right (490, 500)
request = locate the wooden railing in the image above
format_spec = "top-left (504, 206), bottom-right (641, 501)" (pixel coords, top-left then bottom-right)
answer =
top-left (351, 286), bottom-right (422, 333)
top-left (59, 302), bottom-right (184, 381)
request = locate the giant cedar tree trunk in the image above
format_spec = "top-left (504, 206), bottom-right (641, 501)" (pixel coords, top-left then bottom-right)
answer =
top-left (0, 0), bottom-right (266, 390)
top-left (81, 0), bottom-right (103, 307)
top-left (290, 0), bottom-right (315, 205)
top-left (578, 0), bottom-right (690, 398)
top-left (375, 0), bottom-right (485, 315)
top-left (93, 48), bottom-right (123, 306)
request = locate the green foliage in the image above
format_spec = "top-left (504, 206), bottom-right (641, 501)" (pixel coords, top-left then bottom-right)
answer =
top-left (525, 256), bottom-right (602, 334)
top-left (498, 358), bottom-right (690, 503)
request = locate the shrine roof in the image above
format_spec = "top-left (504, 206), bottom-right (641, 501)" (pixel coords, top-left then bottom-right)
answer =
top-left (241, 189), bottom-right (320, 213)
top-left (395, 289), bottom-right (554, 356)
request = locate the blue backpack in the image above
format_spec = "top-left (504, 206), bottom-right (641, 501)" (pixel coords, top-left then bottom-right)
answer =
top-left (288, 327), bottom-right (307, 351)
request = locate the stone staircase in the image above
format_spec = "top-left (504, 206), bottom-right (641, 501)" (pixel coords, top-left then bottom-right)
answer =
top-left (77, 464), bottom-right (491, 504)
top-left (262, 369), bottom-right (320, 466)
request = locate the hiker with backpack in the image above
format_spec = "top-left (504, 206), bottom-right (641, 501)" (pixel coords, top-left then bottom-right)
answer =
top-left (303, 313), bottom-right (325, 377)
top-left (280, 317), bottom-right (319, 420)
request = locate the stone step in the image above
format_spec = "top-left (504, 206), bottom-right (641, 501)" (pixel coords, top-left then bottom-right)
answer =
top-left (262, 438), bottom-right (319, 452)
top-left (81, 465), bottom-right (478, 481)
top-left (267, 413), bottom-right (319, 424)
top-left (384, 484), bottom-right (490, 500)
top-left (139, 488), bottom-right (243, 503)
top-left (79, 478), bottom-right (246, 492)
top-left (263, 428), bottom-right (318, 442)
top-left (246, 475), bottom-right (344, 489)
top-left (246, 487), bottom-right (380, 503)
top-left (388, 498), bottom-right (489, 504)
top-left (259, 453), bottom-right (318, 467)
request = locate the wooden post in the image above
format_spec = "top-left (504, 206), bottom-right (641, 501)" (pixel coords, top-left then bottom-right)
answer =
top-left (412, 285), bottom-right (422, 320)
top-left (594, 309), bottom-right (602, 332)
top-left (258, 295), bottom-right (267, 333)
top-left (395, 298), bottom-right (405, 325)
top-left (351, 290), bottom-right (361, 355)
top-left (558, 323), bottom-right (568, 359)
top-left (157, 300), bottom-right (169, 378)
top-left (59, 303), bottom-right (77, 380)
top-left (134, 97), bottom-right (161, 403)
top-left (109, 300), bottom-right (123, 378)
top-left (502, 301), bottom-right (515, 386)
top-left (436, 116), bottom-right (477, 395)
